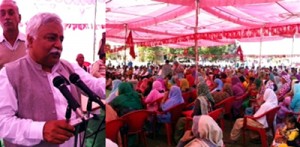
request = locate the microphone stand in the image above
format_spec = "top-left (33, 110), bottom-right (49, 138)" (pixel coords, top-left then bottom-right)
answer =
top-left (84, 96), bottom-right (106, 147)
top-left (79, 99), bottom-right (93, 147)
top-left (65, 106), bottom-right (78, 147)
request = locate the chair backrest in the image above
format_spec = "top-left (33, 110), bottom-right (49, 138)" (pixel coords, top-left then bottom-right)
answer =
top-left (182, 92), bottom-right (192, 104)
top-left (266, 106), bottom-right (280, 131)
top-left (121, 110), bottom-right (151, 133)
top-left (165, 103), bottom-right (186, 123)
top-left (214, 96), bottom-right (235, 115)
top-left (106, 119), bottom-right (124, 143)
top-left (209, 108), bottom-right (224, 121)
top-left (236, 91), bottom-right (249, 100)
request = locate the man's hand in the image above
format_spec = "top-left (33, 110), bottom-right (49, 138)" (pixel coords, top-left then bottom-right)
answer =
top-left (43, 120), bottom-right (75, 144)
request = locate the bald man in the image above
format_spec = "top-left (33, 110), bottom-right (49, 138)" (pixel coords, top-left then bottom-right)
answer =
top-left (76, 53), bottom-right (88, 71)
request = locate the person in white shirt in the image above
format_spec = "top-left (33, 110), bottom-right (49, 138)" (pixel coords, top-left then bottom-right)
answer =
top-left (227, 88), bottom-right (278, 143)
top-left (0, 12), bottom-right (105, 147)
top-left (0, 0), bottom-right (26, 69)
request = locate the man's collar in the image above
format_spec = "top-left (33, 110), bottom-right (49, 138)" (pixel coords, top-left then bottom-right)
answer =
top-left (0, 32), bottom-right (26, 42)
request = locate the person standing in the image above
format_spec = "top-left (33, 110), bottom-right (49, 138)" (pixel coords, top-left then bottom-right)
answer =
top-left (0, 12), bottom-right (105, 146)
top-left (0, 0), bottom-right (26, 69)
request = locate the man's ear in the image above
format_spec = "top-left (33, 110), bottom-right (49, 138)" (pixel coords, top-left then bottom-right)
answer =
top-left (27, 35), bottom-right (34, 48)
top-left (18, 14), bottom-right (21, 23)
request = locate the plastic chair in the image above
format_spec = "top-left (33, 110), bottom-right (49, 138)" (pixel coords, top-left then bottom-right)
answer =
top-left (121, 110), bottom-right (151, 147)
top-left (157, 103), bottom-right (186, 146)
top-left (242, 106), bottom-right (280, 147)
top-left (214, 96), bottom-right (235, 119)
top-left (182, 91), bottom-right (192, 104)
top-left (208, 108), bottom-right (225, 131)
top-left (106, 119), bottom-right (124, 144)
top-left (184, 108), bottom-right (224, 131)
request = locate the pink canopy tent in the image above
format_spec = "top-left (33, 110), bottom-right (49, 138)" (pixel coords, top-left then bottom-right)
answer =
top-left (106, 0), bottom-right (300, 48)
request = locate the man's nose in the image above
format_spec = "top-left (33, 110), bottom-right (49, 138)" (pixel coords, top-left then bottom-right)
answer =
top-left (54, 39), bottom-right (63, 50)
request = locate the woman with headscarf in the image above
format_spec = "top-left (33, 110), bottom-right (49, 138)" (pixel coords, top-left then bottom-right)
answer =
top-left (110, 82), bottom-right (143, 116)
top-left (277, 74), bottom-right (291, 99)
top-left (177, 115), bottom-right (224, 147)
top-left (180, 78), bottom-right (190, 93)
top-left (290, 83), bottom-right (300, 113)
top-left (227, 88), bottom-right (278, 143)
top-left (212, 83), bottom-right (232, 104)
top-left (231, 76), bottom-right (246, 118)
top-left (144, 81), bottom-right (165, 111)
top-left (193, 80), bottom-right (215, 116)
top-left (106, 79), bottom-right (122, 103)
top-left (185, 69), bottom-right (195, 88)
top-left (158, 86), bottom-right (184, 123)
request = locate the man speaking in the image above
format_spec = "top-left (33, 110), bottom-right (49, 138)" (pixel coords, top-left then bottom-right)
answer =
top-left (0, 12), bottom-right (105, 146)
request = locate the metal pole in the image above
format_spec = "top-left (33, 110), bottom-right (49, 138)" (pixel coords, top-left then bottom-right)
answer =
top-left (124, 24), bottom-right (128, 66)
top-left (92, 0), bottom-right (98, 61)
top-left (290, 28), bottom-right (297, 66)
top-left (259, 28), bottom-right (263, 67)
top-left (195, 0), bottom-right (199, 77)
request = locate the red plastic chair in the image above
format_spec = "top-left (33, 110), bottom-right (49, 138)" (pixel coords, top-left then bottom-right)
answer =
top-left (121, 110), bottom-right (152, 147)
top-left (242, 106), bottom-right (280, 147)
top-left (214, 96), bottom-right (235, 119)
top-left (157, 103), bottom-right (186, 146)
top-left (235, 91), bottom-right (249, 101)
top-left (208, 108), bottom-right (225, 131)
top-left (182, 91), bottom-right (192, 104)
top-left (106, 119), bottom-right (124, 144)
top-left (184, 108), bottom-right (224, 131)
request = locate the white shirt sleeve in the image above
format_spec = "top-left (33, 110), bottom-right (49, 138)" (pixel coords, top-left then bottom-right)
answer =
top-left (0, 67), bottom-right (45, 146)
top-left (72, 63), bottom-right (106, 99)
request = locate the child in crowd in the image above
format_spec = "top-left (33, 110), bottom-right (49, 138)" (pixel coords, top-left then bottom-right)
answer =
top-left (272, 115), bottom-right (300, 147)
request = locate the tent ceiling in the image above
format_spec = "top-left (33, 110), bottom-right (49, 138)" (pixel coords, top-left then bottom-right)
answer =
top-left (106, 0), bottom-right (300, 47)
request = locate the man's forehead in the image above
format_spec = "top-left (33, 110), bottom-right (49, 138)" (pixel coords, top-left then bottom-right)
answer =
top-left (0, 3), bottom-right (18, 11)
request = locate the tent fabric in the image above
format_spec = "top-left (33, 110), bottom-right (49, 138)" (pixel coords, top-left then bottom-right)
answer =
top-left (106, 0), bottom-right (300, 47)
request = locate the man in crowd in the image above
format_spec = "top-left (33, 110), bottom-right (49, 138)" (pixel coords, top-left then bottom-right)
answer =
top-left (0, 12), bottom-right (105, 146)
top-left (76, 53), bottom-right (88, 71)
top-left (0, 0), bottom-right (26, 69)
top-left (160, 59), bottom-right (172, 78)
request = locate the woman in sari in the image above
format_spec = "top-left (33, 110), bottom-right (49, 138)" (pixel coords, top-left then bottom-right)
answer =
top-left (180, 78), bottom-right (190, 93)
top-left (231, 76), bottom-right (246, 118)
top-left (144, 81), bottom-right (165, 111)
top-left (212, 83), bottom-right (232, 104)
top-left (193, 80), bottom-right (215, 116)
top-left (110, 82), bottom-right (143, 116)
top-left (227, 88), bottom-right (278, 143)
top-left (291, 83), bottom-right (300, 113)
top-left (277, 74), bottom-right (291, 100)
top-left (158, 86), bottom-right (184, 123)
top-left (177, 115), bottom-right (224, 147)
top-left (106, 79), bottom-right (122, 103)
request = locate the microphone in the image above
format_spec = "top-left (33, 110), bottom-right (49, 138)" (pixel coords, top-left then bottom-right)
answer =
top-left (69, 73), bottom-right (106, 111)
top-left (53, 76), bottom-right (87, 120)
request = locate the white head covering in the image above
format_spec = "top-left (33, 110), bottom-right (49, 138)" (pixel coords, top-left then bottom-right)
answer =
top-left (190, 115), bottom-right (224, 147)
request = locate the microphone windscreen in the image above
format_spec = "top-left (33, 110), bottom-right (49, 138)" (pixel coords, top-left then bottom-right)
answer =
top-left (69, 73), bottom-right (80, 84)
top-left (53, 76), bottom-right (65, 88)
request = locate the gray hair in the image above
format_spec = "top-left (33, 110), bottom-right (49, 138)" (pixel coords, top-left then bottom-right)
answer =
top-left (26, 12), bottom-right (63, 39)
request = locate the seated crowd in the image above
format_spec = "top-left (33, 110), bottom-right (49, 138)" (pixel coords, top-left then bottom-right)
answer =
top-left (105, 60), bottom-right (300, 147)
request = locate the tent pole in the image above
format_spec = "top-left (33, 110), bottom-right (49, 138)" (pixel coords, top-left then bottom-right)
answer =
top-left (290, 28), bottom-right (297, 67)
top-left (195, 0), bottom-right (199, 77)
top-left (259, 28), bottom-right (263, 68)
top-left (92, 0), bottom-right (98, 62)
top-left (124, 24), bottom-right (128, 66)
